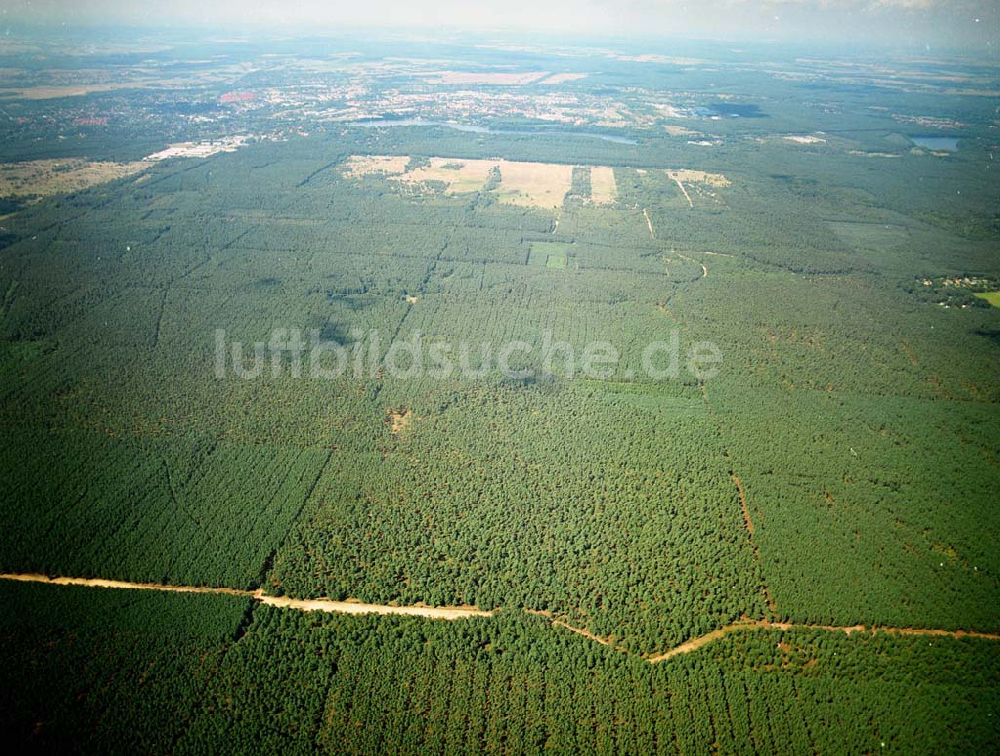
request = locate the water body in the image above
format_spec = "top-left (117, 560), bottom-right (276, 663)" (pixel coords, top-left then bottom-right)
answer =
top-left (704, 103), bottom-right (767, 118)
top-left (356, 118), bottom-right (638, 145)
top-left (910, 136), bottom-right (959, 152)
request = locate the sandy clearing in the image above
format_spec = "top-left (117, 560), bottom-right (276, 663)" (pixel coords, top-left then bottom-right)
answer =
top-left (666, 169), bottom-right (730, 188)
top-left (495, 160), bottom-right (573, 209)
top-left (783, 135), bottom-right (827, 145)
top-left (589, 166), bottom-right (617, 205)
top-left (345, 156), bottom-right (607, 210)
top-left (145, 136), bottom-right (249, 161)
top-left (387, 408), bottom-right (412, 434)
top-left (400, 157), bottom-right (497, 194)
top-left (665, 169), bottom-right (731, 209)
top-left (0, 573), bottom-right (491, 620)
top-left (0, 159), bottom-right (148, 199)
top-left (341, 154), bottom-right (410, 179)
top-left (0, 573), bottom-right (253, 597)
top-left (258, 594), bottom-right (491, 619)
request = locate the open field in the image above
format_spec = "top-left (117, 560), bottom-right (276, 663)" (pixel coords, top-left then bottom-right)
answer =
top-left (528, 240), bottom-right (574, 267)
top-left (398, 157), bottom-right (497, 193)
top-left (0, 159), bottom-right (147, 198)
top-left (589, 165), bottom-right (617, 204)
top-left (341, 154), bottom-right (410, 178)
top-left (493, 159), bottom-right (574, 208)
top-left (343, 154), bottom-right (582, 208)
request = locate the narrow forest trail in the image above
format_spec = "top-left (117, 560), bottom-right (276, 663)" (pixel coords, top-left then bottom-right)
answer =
top-left (0, 573), bottom-right (493, 620)
top-left (643, 208), bottom-right (655, 239)
top-left (671, 177), bottom-right (694, 208)
top-left (3, 573), bottom-right (997, 663)
top-left (527, 609), bottom-right (625, 651)
top-left (674, 251), bottom-right (708, 278)
top-left (645, 620), bottom-right (1000, 663)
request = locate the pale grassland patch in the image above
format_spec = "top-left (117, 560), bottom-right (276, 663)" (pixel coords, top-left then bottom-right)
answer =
top-left (494, 160), bottom-right (573, 209)
top-left (343, 155), bottom-right (603, 211)
top-left (400, 157), bottom-right (497, 193)
top-left (589, 166), bottom-right (617, 205)
top-left (664, 124), bottom-right (698, 136)
top-left (0, 159), bottom-right (148, 199)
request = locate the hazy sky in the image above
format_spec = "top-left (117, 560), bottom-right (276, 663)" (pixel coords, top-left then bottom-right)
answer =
top-left (4, 1), bottom-right (997, 50)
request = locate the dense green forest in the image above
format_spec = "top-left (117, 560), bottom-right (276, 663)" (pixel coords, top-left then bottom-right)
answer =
top-left (1, 582), bottom-right (996, 754)
top-left (1, 124), bottom-right (995, 643)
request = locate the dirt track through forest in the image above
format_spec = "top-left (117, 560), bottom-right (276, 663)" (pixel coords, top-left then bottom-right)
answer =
top-left (0, 573), bottom-right (492, 620)
top-left (3, 573), bottom-right (997, 661)
top-left (671, 177), bottom-right (694, 207)
top-left (645, 619), bottom-right (1000, 663)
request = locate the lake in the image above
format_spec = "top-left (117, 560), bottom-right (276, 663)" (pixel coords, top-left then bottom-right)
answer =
top-left (357, 118), bottom-right (638, 145)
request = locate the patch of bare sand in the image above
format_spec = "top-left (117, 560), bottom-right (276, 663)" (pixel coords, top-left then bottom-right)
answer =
top-left (666, 169), bottom-right (730, 188)
top-left (783, 135), bottom-right (827, 145)
top-left (144, 136), bottom-right (249, 161)
top-left (0, 573), bottom-right (253, 596)
top-left (257, 594), bottom-right (490, 619)
top-left (387, 408), bottom-right (413, 434)
top-left (0, 573), bottom-right (491, 620)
